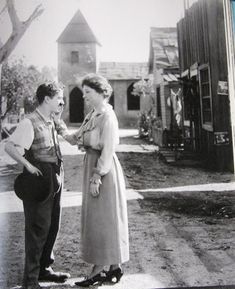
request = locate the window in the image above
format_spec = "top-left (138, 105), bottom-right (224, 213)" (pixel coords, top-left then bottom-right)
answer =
top-left (127, 83), bottom-right (140, 110)
top-left (71, 51), bottom-right (79, 64)
top-left (156, 87), bottom-right (161, 117)
top-left (199, 64), bottom-right (213, 130)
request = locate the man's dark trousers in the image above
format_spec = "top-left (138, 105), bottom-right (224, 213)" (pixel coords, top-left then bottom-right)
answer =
top-left (22, 187), bottom-right (61, 287)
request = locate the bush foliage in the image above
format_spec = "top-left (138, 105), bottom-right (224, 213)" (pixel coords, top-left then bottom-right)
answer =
top-left (1, 59), bottom-right (56, 118)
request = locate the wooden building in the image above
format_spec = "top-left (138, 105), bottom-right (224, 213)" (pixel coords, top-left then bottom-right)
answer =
top-left (177, 0), bottom-right (233, 171)
top-left (148, 27), bottom-right (181, 146)
top-left (223, 0), bottom-right (235, 173)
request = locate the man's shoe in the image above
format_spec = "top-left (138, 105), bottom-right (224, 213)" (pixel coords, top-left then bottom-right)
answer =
top-left (39, 267), bottom-right (70, 283)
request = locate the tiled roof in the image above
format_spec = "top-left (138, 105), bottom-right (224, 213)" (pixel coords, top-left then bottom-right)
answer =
top-left (98, 62), bottom-right (149, 80)
top-left (57, 10), bottom-right (100, 45)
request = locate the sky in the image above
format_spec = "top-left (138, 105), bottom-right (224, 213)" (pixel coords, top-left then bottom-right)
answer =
top-left (0, 0), bottom-right (186, 69)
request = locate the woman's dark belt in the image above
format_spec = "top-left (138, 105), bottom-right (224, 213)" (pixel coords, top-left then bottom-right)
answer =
top-left (84, 146), bottom-right (101, 154)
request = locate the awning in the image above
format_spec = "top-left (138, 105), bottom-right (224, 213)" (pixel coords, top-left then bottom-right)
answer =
top-left (181, 69), bottom-right (189, 78)
top-left (163, 73), bottom-right (180, 82)
top-left (190, 62), bottom-right (198, 77)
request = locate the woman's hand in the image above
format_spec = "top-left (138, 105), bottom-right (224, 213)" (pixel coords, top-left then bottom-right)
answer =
top-left (89, 174), bottom-right (102, 197)
top-left (90, 182), bottom-right (100, 197)
top-left (78, 143), bottom-right (86, 152)
top-left (63, 134), bottom-right (78, 145)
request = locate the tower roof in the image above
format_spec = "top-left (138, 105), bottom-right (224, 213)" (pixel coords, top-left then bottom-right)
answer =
top-left (57, 10), bottom-right (101, 45)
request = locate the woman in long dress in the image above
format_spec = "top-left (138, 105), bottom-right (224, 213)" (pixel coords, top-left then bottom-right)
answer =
top-left (74, 74), bottom-right (129, 287)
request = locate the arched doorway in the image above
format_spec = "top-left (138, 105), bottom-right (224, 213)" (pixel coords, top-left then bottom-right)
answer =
top-left (127, 82), bottom-right (140, 110)
top-left (69, 87), bottom-right (84, 123)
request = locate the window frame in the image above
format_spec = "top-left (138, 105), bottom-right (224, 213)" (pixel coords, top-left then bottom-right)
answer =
top-left (71, 51), bottom-right (79, 64)
top-left (199, 63), bottom-right (213, 131)
top-left (156, 86), bottom-right (162, 118)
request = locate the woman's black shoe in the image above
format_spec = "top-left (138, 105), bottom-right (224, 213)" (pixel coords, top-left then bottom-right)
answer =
top-left (75, 271), bottom-right (106, 287)
top-left (105, 267), bottom-right (123, 283)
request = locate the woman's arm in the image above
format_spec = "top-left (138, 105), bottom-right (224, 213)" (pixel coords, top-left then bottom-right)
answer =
top-left (93, 113), bottom-right (119, 176)
top-left (54, 110), bottom-right (94, 146)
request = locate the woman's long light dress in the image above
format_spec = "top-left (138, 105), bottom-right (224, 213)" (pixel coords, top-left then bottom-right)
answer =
top-left (78, 104), bottom-right (129, 265)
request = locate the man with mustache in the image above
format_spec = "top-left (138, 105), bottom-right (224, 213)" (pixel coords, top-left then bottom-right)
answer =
top-left (5, 82), bottom-right (76, 289)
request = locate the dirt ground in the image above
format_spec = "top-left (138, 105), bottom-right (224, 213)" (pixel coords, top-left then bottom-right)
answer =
top-left (1, 136), bottom-right (235, 288)
top-left (63, 135), bottom-right (234, 193)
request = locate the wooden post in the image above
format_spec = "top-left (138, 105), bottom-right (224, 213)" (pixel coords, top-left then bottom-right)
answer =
top-left (183, 0), bottom-right (189, 15)
top-left (0, 63), bottom-right (2, 141)
top-left (184, 0), bottom-right (186, 13)
top-left (223, 0), bottom-right (235, 173)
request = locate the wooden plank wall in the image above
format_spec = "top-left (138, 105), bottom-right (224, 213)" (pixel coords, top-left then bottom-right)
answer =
top-left (177, 0), bottom-right (210, 71)
top-left (177, 0), bottom-right (233, 171)
top-left (205, 0), bottom-right (232, 170)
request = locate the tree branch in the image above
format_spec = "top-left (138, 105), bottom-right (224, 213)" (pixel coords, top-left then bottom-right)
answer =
top-left (23, 4), bottom-right (44, 27)
top-left (0, 3), bottom-right (7, 16)
top-left (6, 0), bottom-right (21, 31)
top-left (1, 102), bottom-right (14, 120)
top-left (0, 1), bottom-right (44, 64)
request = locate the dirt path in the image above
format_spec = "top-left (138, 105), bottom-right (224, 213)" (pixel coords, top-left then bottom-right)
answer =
top-left (51, 139), bottom-right (235, 287)
top-left (134, 190), bottom-right (235, 286)
top-left (1, 135), bottom-right (235, 288)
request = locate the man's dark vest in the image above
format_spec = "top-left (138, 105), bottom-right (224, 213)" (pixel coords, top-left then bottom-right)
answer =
top-left (27, 111), bottom-right (60, 163)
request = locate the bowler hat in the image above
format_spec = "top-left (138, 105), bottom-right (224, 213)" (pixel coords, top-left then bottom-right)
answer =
top-left (14, 171), bottom-right (51, 202)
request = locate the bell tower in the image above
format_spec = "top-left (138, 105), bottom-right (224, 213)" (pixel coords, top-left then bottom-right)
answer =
top-left (57, 9), bottom-right (101, 123)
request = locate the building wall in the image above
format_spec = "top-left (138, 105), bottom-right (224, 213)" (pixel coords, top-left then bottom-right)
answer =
top-left (58, 42), bottom-right (98, 123)
top-left (177, 0), bottom-right (233, 170)
top-left (152, 58), bottom-right (172, 130)
top-left (163, 85), bottom-right (171, 130)
top-left (110, 79), bottom-right (146, 128)
top-left (58, 43), bottom-right (149, 127)
top-left (58, 43), bottom-right (98, 82)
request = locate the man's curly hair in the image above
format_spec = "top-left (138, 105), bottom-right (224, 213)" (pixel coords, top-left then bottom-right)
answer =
top-left (36, 82), bottom-right (64, 104)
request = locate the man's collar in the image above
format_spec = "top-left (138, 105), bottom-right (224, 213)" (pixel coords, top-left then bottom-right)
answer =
top-left (36, 109), bottom-right (53, 124)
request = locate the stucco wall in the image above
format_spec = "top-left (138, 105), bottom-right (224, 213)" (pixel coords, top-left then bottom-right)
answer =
top-left (58, 42), bottom-right (98, 124)
top-left (110, 79), bottom-right (151, 128)
top-left (58, 43), bottom-right (98, 84)
top-left (58, 43), bottom-right (149, 127)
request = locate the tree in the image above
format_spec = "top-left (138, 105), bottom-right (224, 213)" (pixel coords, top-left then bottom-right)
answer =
top-left (0, 0), bottom-right (44, 139)
top-left (41, 66), bottom-right (57, 82)
top-left (132, 76), bottom-right (160, 139)
top-left (0, 0), bottom-right (44, 64)
top-left (1, 60), bottom-right (56, 119)
top-left (132, 76), bottom-right (154, 104)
